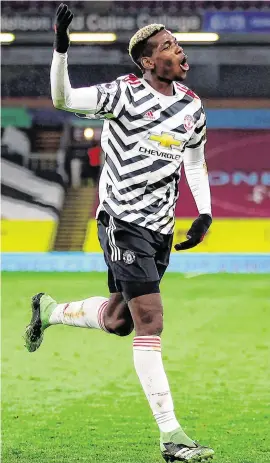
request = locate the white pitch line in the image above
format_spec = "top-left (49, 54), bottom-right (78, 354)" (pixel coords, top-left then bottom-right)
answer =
top-left (184, 272), bottom-right (208, 278)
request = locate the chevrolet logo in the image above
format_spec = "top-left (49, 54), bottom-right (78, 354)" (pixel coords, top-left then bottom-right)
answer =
top-left (149, 132), bottom-right (182, 149)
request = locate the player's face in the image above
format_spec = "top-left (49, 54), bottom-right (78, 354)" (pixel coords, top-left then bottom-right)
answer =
top-left (148, 29), bottom-right (189, 81)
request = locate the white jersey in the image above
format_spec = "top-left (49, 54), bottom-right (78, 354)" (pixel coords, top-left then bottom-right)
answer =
top-left (51, 51), bottom-right (211, 234)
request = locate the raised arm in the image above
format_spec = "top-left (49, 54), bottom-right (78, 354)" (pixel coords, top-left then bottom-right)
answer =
top-left (50, 51), bottom-right (98, 114)
top-left (50, 4), bottom-right (98, 114)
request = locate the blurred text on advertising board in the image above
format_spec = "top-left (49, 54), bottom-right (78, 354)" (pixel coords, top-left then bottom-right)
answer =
top-left (203, 12), bottom-right (270, 33)
top-left (1, 13), bottom-right (201, 32)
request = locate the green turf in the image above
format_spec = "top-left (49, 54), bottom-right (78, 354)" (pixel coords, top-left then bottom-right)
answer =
top-left (2, 272), bottom-right (270, 463)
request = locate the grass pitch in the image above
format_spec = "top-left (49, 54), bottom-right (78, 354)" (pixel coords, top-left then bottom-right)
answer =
top-left (2, 272), bottom-right (270, 463)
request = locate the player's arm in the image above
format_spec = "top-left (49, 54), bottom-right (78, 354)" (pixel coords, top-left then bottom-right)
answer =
top-left (175, 108), bottom-right (212, 251)
top-left (51, 51), bottom-right (98, 114)
top-left (50, 4), bottom-right (98, 114)
top-left (184, 144), bottom-right (212, 219)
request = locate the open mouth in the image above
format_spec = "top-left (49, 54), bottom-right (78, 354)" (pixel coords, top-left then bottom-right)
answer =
top-left (180, 55), bottom-right (189, 71)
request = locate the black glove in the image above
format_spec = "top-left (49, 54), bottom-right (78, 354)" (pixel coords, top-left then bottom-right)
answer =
top-left (174, 214), bottom-right (212, 251)
top-left (54, 3), bottom-right (74, 53)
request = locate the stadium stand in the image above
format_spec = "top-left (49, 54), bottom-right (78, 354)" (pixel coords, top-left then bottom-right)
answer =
top-left (1, 158), bottom-right (64, 220)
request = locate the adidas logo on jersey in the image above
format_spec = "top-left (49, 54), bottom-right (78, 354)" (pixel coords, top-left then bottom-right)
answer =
top-left (143, 110), bottom-right (156, 120)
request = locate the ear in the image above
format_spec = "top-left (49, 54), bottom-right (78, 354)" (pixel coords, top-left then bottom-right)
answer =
top-left (141, 56), bottom-right (155, 71)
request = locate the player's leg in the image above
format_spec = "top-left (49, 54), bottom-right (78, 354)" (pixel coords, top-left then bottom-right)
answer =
top-left (24, 210), bottom-right (134, 352)
top-left (116, 228), bottom-right (213, 461)
top-left (124, 284), bottom-right (196, 445)
top-left (103, 290), bottom-right (134, 336)
top-left (98, 214), bottom-right (192, 451)
top-left (24, 268), bottom-right (133, 352)
top-left (42, 267), bottom-right (132, 335)
top-left (126, 286), bottom-right (214, 461)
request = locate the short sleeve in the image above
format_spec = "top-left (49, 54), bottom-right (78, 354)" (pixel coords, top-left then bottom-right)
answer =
top-left (95, 80), bottom-right (122, 119)
top-left (186, 105), bottom-right (207, 149)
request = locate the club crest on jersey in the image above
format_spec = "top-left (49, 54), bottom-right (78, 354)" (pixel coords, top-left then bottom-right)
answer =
top-left (123, 250), bottom-right (136, 265)
top-left (144, 110), bottom-right (156, 121)
top-left (184, 115), bottom-right (194, 131)
top-left (97, 81), bottom-right (118, 94)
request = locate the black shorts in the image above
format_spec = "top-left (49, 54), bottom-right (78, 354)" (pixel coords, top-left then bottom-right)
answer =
top-left (97, 211), bottom-right (173, 294)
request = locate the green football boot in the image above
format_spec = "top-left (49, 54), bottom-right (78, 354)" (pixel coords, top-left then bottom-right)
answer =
top-left (24, 293), bottom-right (56, 352)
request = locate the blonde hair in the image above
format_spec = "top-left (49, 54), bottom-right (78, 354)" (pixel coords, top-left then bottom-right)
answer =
top-left (128, 24), bottom-right (165, 68)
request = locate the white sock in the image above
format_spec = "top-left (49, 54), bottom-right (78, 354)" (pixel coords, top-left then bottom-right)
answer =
top-left (133, 336), bottom-right (180, 433)
top-left (49, 296), bottom-right (109, 331)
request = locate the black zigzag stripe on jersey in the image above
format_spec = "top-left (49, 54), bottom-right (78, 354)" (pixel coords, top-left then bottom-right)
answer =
top-left (139, 206), bottom-right (173, 230)
top-left (108, 125), bottom-right (140, 153)
top-left (144, 172), bottom-right (176, 196)
top-left (195, 121), bottom-right (206, 134)
top-left (130, 84), bottom-right (146, 94)
top-left (96, 87), bottom-right (103, 107)
top-left (96, 93), bottom-right (110, 115)
top-left (159, 217), bottom-right (174, 233)
top-left (187, 132), bottom-right (206, 149)
top-left (134, 197), bottom-right (166, 216)
top-left (105, 195), bottom-right (166, 222)
top-left (116, 104), bottom-right (128, 119)
top-left (103, 202), bottom-right (163, 229)
top-left (125, 87), bottom-right (154, 107)
top-left (107, 170), bottom-right (148, 196)
top-left (108, 139), bottom-right (146, 166)
top-left (144, 199), bottom-right (175, 228)
top-left (110, 83), bottom-right (122, 113)
top-left (115, 95), bottom-right (197, 137)
top-left (107, 190), bottom-right (164, 210)
top-left (97, 77), bottom-right (205, 235)
top-left (145, 196), bottom-right (169, 215)
top-left (96, 81), bottom-right (122, 115)
top-left (193, 107), bottom-right (204, 124)
top-left (118, 180), bottom-right (148, 195)
top-left (106, 154), bottom-right (168, 182)
top-left (108, 190), bottom-right (145, 206)
top-left (173, 124), bottom-right (186, 135)
top-left (101, 200), bottom-right (135, 221)
top-left (131, 216), bottom-right (148, 226)
top-left (107, 174), bottom-right (174, 207)
top-left (104, 199), bottom-right (175, 230)
top-left (123, 104), bottom-right (162, 122)
top-left (110, 82), bottom-right (159, 119)
top-left (142, 175), bottom-right (180, 227)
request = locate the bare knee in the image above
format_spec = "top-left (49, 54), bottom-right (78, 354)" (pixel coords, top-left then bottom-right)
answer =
top-left (106, 310), bottom-right (134, 337)
top-left (135, 305), bottom-right (163, 336)
top-left (104, 293), bottom-right (134, 337)
top-left (128, 293), bottom-right (163, 336)
top-left (109, 316), bottom-right (134, 337)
